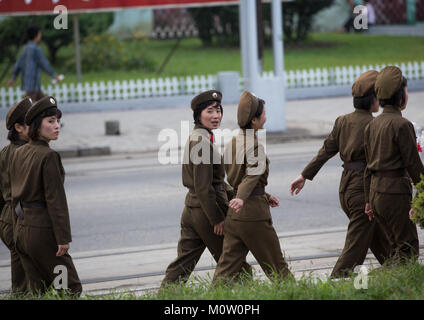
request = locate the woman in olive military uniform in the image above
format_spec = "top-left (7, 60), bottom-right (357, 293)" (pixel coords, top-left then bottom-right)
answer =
top-left (10, 96), bottom-right (82, 296)
top-left (364, 66), bottom-right (424, 263)
top-left (0, 98), bottom-right (32, 294)
top-left (289, 71), bottom-right (390, 278)
top-left (212, 91), bottom-right (292, 284)
top-left (161, 90), bottom-right (250, 287)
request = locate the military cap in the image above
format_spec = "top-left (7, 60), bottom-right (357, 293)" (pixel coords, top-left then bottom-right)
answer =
top-left (25, 96), bottom-right (58, 125)
top-left (190, 90), bottom-right (222, 111)
top-left (237, 91), bottom-right (260, 128)
top-left (375, 66), bottom-right (404, 100)
top-left (352, 70), bottom-right (379, 98)
top-left (6, 97), bottom-right (32, 130)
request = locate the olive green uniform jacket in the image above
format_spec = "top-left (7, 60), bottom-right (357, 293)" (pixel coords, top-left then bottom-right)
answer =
top-left (364, 105), bottom-right (424, 261)
top-left (213, 129), bottom-right (291, 283)
top-left (10, 140), bottom-right (81, 295)
top-left (301, 109), bottom-right (390, 277)
top-left (0, 139), bottom-right (27, 293)
top-left (162, 125), bottom-right (250, 286)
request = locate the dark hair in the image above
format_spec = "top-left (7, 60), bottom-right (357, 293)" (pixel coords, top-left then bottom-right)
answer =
top-left (27, 25), bottom-right (41, 41)
top-left (242, 98), bottom-right (265, 129)
top-left (29, 107), bottom-right (62, 141)
top-left (193, 101), bottom-right (223, 125)
top-left (7, 115), bottom-right (26, 142)
top-left (353, 92), bottom-right (376, 110)
top-left (379, 77), bottom-right (408, 108)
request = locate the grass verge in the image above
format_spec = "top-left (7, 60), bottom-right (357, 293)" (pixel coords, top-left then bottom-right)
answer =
top-left (1, 260), bottom-right (423, 300)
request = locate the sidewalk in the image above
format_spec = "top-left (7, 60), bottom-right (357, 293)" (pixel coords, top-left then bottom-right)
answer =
top-left (1, 91), bottom-right (424, 157)
top-left (368, 23), bottom-right (424, 37)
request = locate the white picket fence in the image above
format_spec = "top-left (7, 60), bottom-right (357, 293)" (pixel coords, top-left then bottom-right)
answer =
top-left (1, 61), bottom-right (424, 109)
top-left (264, 61), bottom-right (424, 88)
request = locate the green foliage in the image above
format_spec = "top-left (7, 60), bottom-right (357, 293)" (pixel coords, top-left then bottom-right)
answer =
top-left (0, 13), bottom-right (113, 65)
top-left (189, 1), bottom-right (334, 47)
top-left (188, 6), bottom-right (239, 46)
top-left (147, 261), bottom-right (424, 300)
top-left (412, 173), bottom-right (424, 229)
top-left (0, 16), bottom-right (33, 64)
top-left (66, 33), bottom-right (156, 73)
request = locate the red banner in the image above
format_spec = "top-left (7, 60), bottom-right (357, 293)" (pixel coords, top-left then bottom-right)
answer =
top-left (0, 0), bottom-right (239, 16)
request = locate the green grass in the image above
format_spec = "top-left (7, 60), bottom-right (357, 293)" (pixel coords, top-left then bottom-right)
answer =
top-left (2, 32), bottom-right (424, 87)
top-left (2, 260), bottom-right (423, 300)
top-left (146, 261), bottom-right (424, 300)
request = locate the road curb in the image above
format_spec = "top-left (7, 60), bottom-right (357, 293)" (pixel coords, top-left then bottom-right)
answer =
top-left (56, 131), bottom-right (328, 159)
top-left (57, 146), bottom-right (111, 159)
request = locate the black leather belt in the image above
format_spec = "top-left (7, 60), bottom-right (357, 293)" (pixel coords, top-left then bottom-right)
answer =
top-left (233, 187), bottom-right (265, 198)
top-left (189, 183), bottom-right (224, 194)
top-left (343, 161), bottom-right (367, 171)
top-left (372, 168), bottom-right (407, 178)
top-left (21, 201), bottom-right (46, 209)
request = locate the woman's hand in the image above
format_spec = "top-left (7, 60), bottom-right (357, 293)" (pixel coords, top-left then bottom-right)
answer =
top-left (56, 244), bottom-right (69, 256)
top-left (229, 198), bottom-right (244, 213)
top-left (214, 221), bottom-right (225, 236)
top-left (268, 195), bottom-right (280, 208)
top-left (290, 175), bottom-right (306, 195)
top-left (365, 203), bottom-right (374, 222)
top-left (409, 208), bottom-right (414, 219)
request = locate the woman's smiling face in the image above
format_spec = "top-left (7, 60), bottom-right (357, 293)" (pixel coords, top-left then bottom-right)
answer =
top-left (199, 102), bottom-right (222, 130)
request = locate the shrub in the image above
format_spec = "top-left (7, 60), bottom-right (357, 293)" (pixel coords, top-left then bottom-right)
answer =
top-left (67, 33), bottom-right (156, 73)
top-left (411, 173), bottom-right (424, 229)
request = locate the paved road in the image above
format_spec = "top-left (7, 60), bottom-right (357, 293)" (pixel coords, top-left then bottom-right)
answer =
top-left (0, 139), bottom-right (350, 260)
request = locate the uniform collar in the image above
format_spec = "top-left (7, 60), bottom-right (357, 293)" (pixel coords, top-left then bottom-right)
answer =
top-left (382, 105), bottom-right (402, 116)
top-left (29, 139), bottom-right (50, 148)
top-left (194, 124), bottom-right (215, 142)
top-left (354, 109), bottom-right (372, 115)
top-left (12, 139), bottom-right (27, 147)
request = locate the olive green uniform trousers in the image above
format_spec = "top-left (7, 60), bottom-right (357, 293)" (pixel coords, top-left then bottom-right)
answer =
top-left (370, 191), bottom-right (419, 262)
top-left (331, 188), bottom-right (391, 277)
top-left (213, 217), bottom-right (291, 283)
top-left (15, 224), bottom-right (82, 296)
top-left (0, 219), bottom-right (27, 293)
top-left (161, 206), bottom-right (251, 286)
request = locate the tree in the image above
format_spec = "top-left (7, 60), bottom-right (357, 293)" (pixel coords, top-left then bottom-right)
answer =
top-left (189, 1), bottom-right (334, 46)
top-left (188, 7), bottom-right (222, 46)
top-left (412, 174), bottom-right (424, 229)
top-left (0, 12), bottom-right (114, 80)
top-left (282, 0), bottom-right (334, 43)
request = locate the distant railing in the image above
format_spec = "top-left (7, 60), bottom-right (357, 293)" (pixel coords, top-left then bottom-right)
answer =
top-left (1, 61), bottom-right (423, 109)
